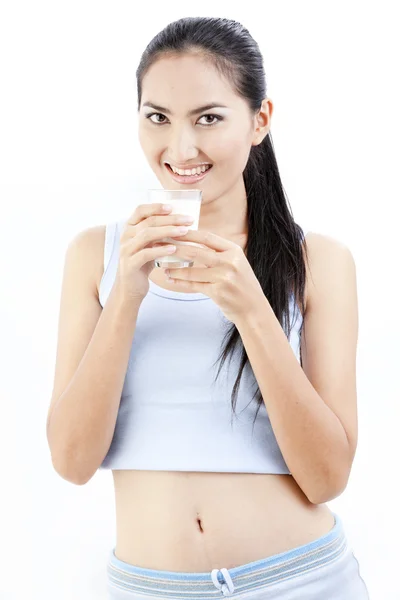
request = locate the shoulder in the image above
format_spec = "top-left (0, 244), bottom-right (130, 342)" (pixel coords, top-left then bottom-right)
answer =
top-left (67, 225), bottom-right (107, 299)
top-left (303, 231), bottom-right (356, 313)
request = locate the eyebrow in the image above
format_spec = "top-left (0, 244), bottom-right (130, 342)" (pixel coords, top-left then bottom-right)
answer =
top-left (142, 102), bottom-right (229, 116)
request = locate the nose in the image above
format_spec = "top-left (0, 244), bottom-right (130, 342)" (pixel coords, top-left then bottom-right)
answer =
top-left (168, 124), bottom-right (198, 164)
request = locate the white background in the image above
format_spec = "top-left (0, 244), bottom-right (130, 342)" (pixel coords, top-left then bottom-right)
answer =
top-left (1, 1), bottom-right (398, 599)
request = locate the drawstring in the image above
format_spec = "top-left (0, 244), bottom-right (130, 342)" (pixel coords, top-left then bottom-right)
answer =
top-left (211, 568), bottom-right (235, 596)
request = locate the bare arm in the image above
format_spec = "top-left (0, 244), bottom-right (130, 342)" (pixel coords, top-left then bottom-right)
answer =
top-left (46, 227), bottom-right (141, 485)
top-left (234, 235), bottom-right (358, 504)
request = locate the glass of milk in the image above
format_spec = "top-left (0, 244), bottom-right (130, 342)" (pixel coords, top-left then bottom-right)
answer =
top-left (147, 189), bottom-right (203, 268)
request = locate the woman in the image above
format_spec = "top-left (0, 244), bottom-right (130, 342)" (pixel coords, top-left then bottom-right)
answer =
top-left (46, 16), bottom-right (370, 599)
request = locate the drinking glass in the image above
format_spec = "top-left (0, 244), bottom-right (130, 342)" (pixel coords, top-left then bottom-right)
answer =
top-left (148, 189), bottom-right (202, 268)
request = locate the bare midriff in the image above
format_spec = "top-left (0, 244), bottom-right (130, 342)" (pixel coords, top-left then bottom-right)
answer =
top-left (112, 469), bottom-right (335, 571)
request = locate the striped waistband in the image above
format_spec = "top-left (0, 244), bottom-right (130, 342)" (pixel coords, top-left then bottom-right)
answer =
top-left (107, 512), bottom-right (347, 598)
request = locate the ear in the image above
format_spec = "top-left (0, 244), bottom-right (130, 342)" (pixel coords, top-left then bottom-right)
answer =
top-left (252, 97), bottom-right (273, 146)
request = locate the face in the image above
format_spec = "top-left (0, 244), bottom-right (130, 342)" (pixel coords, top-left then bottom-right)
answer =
top-left (138, 52), bottom-right (272, 203)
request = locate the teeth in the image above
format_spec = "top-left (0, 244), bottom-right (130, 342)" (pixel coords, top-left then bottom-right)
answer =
top-left (170, 164), bottom-right (211, 176)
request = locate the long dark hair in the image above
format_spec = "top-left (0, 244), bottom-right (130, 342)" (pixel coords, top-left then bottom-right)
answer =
top-left (136, 17), bottom-right (310, 427)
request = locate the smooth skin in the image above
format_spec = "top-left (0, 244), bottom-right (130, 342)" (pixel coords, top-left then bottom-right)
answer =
top-left (47, 50), bottom-right (358, 571)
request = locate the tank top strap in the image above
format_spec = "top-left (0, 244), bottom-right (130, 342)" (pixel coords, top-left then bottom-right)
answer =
top-left (99, 220), bottom-right (125, 307)
top-left (103, 221), bottom-right (118, 272)
top-left (301, 226), bottom-right (310, 241)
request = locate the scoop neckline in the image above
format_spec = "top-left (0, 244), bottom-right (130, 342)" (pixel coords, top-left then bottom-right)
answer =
top-left (148, 278), bottom-right (211, 301)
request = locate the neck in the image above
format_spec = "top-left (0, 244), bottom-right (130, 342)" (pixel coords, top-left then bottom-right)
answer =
top-left (198, 175), bottom-right (248, 239)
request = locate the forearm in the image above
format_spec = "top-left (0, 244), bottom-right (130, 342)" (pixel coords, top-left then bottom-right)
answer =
top-left (235, 300), bottom-right (351, 504)
top-left (47, 283), bottom-right (141, 484)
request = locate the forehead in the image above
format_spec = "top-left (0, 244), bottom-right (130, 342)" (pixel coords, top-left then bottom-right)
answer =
top-left (141, 53), bottom-right (240, 108)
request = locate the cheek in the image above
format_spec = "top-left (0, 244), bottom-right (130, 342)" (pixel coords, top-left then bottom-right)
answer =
top-left (138, 125), bottom-right (158, 158)
top-left (138, 126), bottom-right (147, 154)
top-left (216, 133), bottom-right (251, 171)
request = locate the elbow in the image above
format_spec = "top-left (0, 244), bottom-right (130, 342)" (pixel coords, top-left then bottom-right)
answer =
top-left (308, 485), bottom-right (346, 505)
top-left (49, 451), bottom-right (96, 486)
top-left (307, 467), bottom-right (350, 505)
top-left (47, 429), bottom-right (98, 485)
top-left (307, 442), bottom-right (354, 505)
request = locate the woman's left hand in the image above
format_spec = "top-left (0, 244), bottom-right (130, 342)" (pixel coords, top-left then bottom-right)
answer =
top-left (163, 229), bottom-right (266, 323)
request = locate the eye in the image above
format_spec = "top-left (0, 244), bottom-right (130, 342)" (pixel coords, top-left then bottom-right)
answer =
top-left (145, 113), bottom-right (223, 127)
top-left (198, 114), bottom-right (223, 126)
top-left (146, 113), bottom-right (168, 124)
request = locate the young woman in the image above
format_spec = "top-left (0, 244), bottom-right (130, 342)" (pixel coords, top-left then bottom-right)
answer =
top-left (46, 16), bottom-right (370, 599)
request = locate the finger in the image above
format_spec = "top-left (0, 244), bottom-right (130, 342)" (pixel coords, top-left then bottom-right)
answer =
top-left (167, 266), bottom-right (219, 283)
top-left (142, 213), bottom-right (196, 230)
top-left (134, 226), bottom-right (192, 252)
top-left (171, 243), bottom-right (220, 268)
top-left (174, 229), bottom-right (236, 252)
top-left (127, 202), bottom-right (172, 226)
top-left (136, 244), bottom-right (177, 266)
top-left (164, 274), bottom-right (210, 294)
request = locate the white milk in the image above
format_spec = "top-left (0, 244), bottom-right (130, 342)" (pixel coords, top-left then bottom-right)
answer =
top-left (166, 198), bottom-right (201, 229)
top-left (154, 195), bottom-right (203, 266)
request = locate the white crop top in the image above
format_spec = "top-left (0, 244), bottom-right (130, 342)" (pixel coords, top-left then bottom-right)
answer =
top-left (98, 218), bottom-right (308, 474)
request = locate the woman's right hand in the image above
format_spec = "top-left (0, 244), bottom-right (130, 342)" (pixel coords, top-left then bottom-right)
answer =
top-left (112, 203), bottom-right (194, 301)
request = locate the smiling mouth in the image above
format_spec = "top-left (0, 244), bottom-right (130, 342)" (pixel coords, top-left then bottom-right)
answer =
top-left (165, 163), bottom-right (213, 175)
